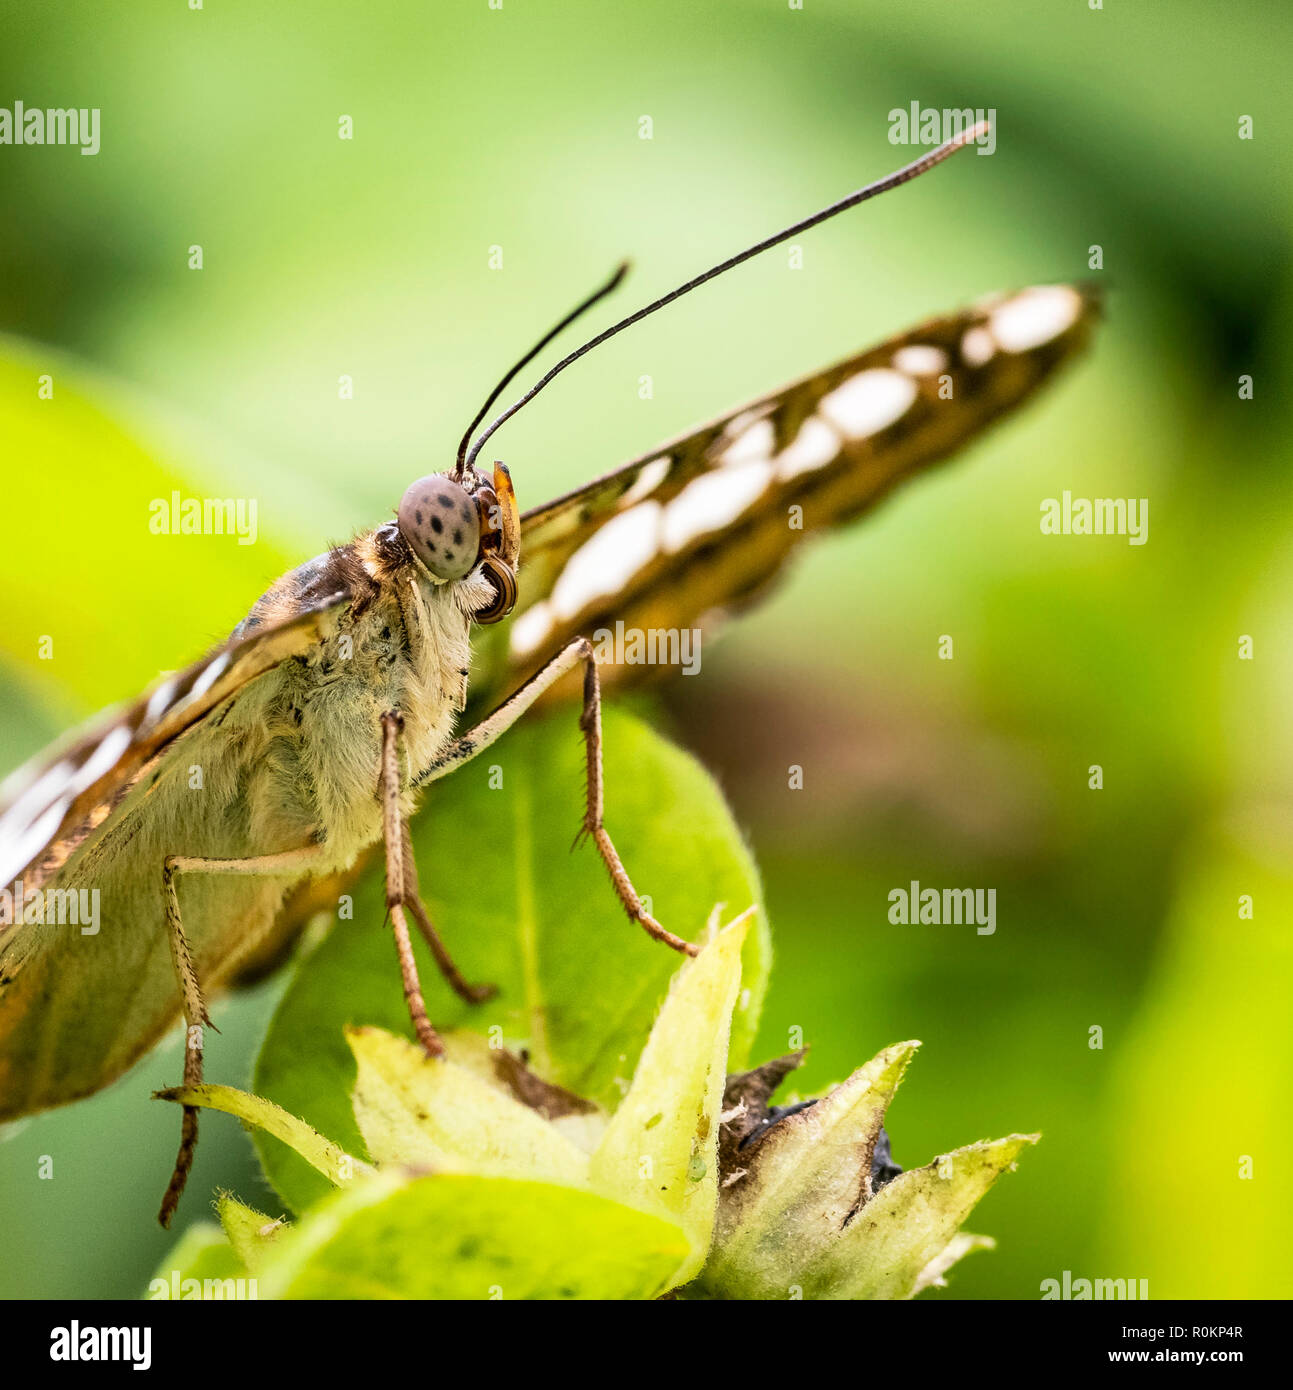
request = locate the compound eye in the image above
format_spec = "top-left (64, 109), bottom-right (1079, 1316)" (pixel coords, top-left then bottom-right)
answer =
top-left (397, 475), bottom-right (481, 581)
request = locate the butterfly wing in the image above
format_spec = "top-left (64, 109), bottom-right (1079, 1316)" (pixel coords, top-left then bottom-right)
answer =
top-left (0, 583), bottom-right (351, 897)
top-left (469, 284), bottom-right (1097, 708)
top-left (0, 561), bottom-right (363, 1114)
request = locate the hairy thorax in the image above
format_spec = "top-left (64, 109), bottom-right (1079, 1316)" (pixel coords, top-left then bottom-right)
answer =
top-left (230, 561), bottom-right (473, 874)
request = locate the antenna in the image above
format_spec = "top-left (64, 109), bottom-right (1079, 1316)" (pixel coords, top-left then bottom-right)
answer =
top-left (453, 261), bottom-right (629, 477)
top-left (461, 121), bottom-right (989, 474)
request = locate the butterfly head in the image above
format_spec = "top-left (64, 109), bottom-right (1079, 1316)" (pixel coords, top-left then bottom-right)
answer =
top-left (397, 460), bottom-right (519, 624)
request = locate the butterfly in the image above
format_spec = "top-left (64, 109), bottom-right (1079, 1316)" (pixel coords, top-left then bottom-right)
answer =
top-left (0, 125), bottom-right (1097, 1225)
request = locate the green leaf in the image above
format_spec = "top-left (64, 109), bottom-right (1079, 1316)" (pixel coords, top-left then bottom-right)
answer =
top-left (254, 707), bottom-right (770, 1211)
top-left (347, 1025), bottom-right (590, 1186)
top-left (155, 1082), bottom-right (371, 1187)
top-left (256, 1171), bottom-right (688, 1300)
top-left (589, 913), bottom-right (751, 1286)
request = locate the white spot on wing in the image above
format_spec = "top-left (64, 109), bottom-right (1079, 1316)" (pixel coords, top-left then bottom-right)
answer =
top-left (722, 408), bottom-right (768, 439)
top-left (775, 416), bottom-right (841, 481)
top-left (510, 600), bottom-right (555, 657)
top-left (817, 369), bottom-right (918, 440)
top-left (67, 725), bottom-right (132, 797)
top-left (718, 418), bottom-right (775, 468)
top-left (618, 456), bottom-right (672, 509)
top-left (551, 501), bottom-right (662, 620)
top-left (892, 345), bottom-right (948, 376)
top-left (0, 760), bottom-right (75, 844)
top-left (0, 798), bottom-right (71, 889)
top-left (187, 650), bottom-right (232, 704)
top-left (990, 286), bottom-right (1082, 353)
top-left (143, 677), bottom-right (180, 727)
top-left (662, 461), bottom-right (774, 553)
top-left (961, 326), bottom-right (996, 366)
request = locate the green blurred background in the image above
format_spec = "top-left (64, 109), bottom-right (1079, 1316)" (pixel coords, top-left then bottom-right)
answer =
top-left (1, 0), bottom-right (1289, 1299)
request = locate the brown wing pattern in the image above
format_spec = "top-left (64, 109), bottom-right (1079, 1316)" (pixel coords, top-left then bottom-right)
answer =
top-left (468, 284), bottom-right (1097, 709)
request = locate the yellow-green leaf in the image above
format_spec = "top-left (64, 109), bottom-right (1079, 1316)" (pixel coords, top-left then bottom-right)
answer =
top-left (912, 1231), bottom-right (996, 1296)
top-left (695, 1043), bottom-right (1033, 1300)
top-left (142, 1223), bottom-right (250, 1302)
top-left (217, 1194), bottom-right (286, 1274)
top-left (347, 1025), bottom-right (589, 1186)
top-left (257, 1171), bottom-right (687, 1300)
top-left (702, 1039), bottom-right (919, 1297)
top-left (588, 912), bottom-right (751, 1286)
top-left (155, 1082), bottom-right (370, 1187)
top-left (818, 1134), bottom-right (1038, 1300)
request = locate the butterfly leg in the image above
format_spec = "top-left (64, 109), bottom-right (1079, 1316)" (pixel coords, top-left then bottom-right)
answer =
top-left (379, 711), bottom-right (496, 1012)
top-left (400, 820), bottom-right (498, 1004)
top-left (415, 638), bottom-right (698, 957)
top-left (158, 845), bottom-right (324, 1228)
top-left (379, 712), bottom-right (453, 1059)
